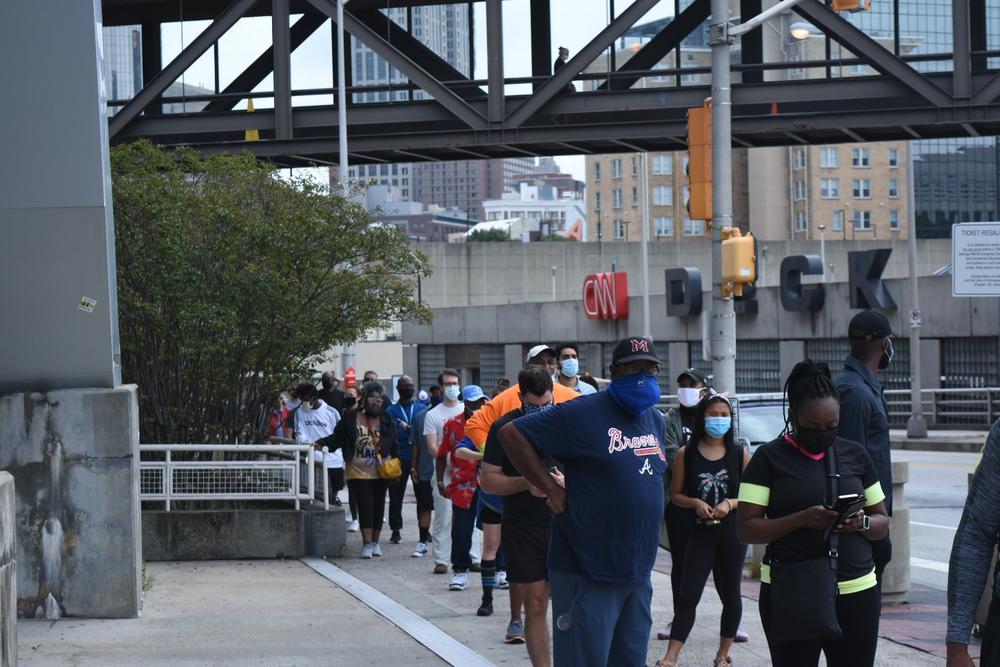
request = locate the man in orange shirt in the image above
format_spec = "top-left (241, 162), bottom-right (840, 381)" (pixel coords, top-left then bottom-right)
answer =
top-left (465, 345), bottom-right (581, 451)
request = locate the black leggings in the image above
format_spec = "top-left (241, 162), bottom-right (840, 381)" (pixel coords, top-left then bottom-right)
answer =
top-left (759, 582), bottom-right (880, 667)
top-left (666, 504), bottom-right (695, 605)
top-left (348, 478), bottom-right (389, 533)
top-left (670, 521), bottom-right (746, 643)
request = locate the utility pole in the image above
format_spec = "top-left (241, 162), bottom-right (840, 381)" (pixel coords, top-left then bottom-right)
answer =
top-left (709, 0), bottom-right (809, 394)
top-left (906, 143), bottom-right (927, 437)
top-left (337, 0), bottom-right (348, 197)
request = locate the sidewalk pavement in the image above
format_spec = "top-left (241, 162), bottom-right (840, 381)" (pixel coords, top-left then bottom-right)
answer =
top-left (16, 485), bottom-right (962, 666)
top-left (891, 428), bottom-right (989, 452)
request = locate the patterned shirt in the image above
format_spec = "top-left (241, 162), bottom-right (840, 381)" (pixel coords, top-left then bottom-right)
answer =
top-left (440, 413), bottom-right (479, 510)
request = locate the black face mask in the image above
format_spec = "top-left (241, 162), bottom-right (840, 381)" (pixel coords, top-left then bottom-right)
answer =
top-left (794, 424), bottom-right (838, 455)
top-left (398, 387), bottom-right (415, 401)
top-left (343, 396), bottom-right (357, 408)
top-left (878, 339), bottom-right (895, 370)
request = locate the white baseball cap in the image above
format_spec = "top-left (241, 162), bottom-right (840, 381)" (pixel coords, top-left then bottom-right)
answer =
top-left (526, 344), bottom-right (555, 363)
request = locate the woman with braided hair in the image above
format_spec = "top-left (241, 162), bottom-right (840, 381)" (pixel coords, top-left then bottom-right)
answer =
top-left (736, 360), bottom-right (890, 666)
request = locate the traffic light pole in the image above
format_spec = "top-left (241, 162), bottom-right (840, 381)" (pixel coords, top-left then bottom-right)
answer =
top-left (709, 0), bottom-right (808, 394)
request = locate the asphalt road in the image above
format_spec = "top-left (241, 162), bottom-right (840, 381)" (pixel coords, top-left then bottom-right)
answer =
top-left (892, 449), bottom-right (981, 592)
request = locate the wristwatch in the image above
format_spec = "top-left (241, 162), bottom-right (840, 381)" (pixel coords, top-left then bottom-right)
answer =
top-left (861, 514), bottom-right (871, 531)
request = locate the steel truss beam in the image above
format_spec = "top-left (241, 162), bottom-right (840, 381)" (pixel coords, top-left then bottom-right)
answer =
top-left (793, 0), bottom-right (951, 107)
top-left (304, 0), bottom-right (487, 129)
top-left (597, 0), bottom-right (710, 92)
top-left (506, 0), bottom-right (661, 127)
top-left (110, 0), bottom-right (258, 137)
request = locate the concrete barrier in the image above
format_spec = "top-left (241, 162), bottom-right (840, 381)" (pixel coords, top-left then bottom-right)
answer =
top-left (882, 460), bottom-right (911, 603)
top-left (0, 387), bottom-right (142, 619)
top-left (0, 472), bottom-right (16, 667)
top-left (143, 506), bottom-right (346, 561)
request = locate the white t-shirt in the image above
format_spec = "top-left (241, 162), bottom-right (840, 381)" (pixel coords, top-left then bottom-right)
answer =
top-left (295, 400), bottom-right (344, 469)
top-left (423, 401), bottom-right (465, 442)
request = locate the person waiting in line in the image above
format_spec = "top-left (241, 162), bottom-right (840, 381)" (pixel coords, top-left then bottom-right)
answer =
top-left (408, 400), bottom-right (435, 559)
top-left (945, 417), bottom-right (1000, 667)
top-left (481, 366), bottom-right (563, 663)
top-left (554, 343), bottom-right (596, 395)
top-left (339, 384), bottom-right (362, 532)
top-left (323, 381), bottom-right (399, 559)
top-left (737, 361), bottom-right (890, 667)
top-left (655, 391), bottom-right (749, 667)
top-left (292, 382), bottom-right (344, 506)
top-left (318, 371), bottom-right (345, 411)
top-left (499, 337), bottom-right (667, 667)
top-left (438, 385), bottom-right (490, 592)
top-left (579, 371), bottom-right (600, 392)
top-left (386, 375), bottom-right (418, 545)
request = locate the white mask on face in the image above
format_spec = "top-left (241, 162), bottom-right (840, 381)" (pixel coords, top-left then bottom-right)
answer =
top-left (677, 387), bottom-right (702, 408)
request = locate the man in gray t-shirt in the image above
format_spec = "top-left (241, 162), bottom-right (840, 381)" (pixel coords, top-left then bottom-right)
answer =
top-left (409, 407), bottom-right (435, 557)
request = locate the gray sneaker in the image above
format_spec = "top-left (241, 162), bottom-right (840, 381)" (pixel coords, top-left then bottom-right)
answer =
top-left (372, 543), bottom-right (382, 558)
top-left (360, 543), bottom-right (374, 559)
top-left (449, 571), bottom-right (468, 591)
top-left (504, 619), bottom-right (525, 644)
top-left (412, 542), bottom-right (429, 558)
top-left (495, 570), bottom-right (509, 590)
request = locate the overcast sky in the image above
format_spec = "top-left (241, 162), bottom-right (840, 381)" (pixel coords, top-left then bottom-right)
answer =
top-left (160, 0), bottom-right (676, 183)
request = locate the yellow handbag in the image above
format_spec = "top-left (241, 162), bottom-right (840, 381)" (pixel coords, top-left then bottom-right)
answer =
top-left (367, 420), bottom-right (402, 479)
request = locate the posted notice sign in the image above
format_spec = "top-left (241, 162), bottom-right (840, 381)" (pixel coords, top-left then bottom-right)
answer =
top-left (953, 222), bottom-right (1000, 296)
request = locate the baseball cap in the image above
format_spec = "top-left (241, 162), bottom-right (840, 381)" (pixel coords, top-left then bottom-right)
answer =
top-left (462, 385), bottom-right (487, 402)
top-left (677, 368), bottom-right (709, 385)
top-left (526, 344), bottom-right (555, 363)
top-left (848, 310), bottom-right (898, 341)
top-left (611, 337), bottom-right (660, 365)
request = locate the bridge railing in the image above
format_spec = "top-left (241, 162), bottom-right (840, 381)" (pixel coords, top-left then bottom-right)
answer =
top-left (139, 444), bottom-right (329, 511)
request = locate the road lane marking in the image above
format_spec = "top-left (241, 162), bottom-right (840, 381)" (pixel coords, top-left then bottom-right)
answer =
top-left (302, 557), bottom-right (495, 667)
top-left (911, 521), bottom-right (958, 531)
top-left (911, 557), bottom-right (950, 574)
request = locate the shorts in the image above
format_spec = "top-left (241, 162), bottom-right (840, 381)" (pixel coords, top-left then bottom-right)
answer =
top-left (414, 480), bottom-right (434, 513)
top-left (502, 518), bottom-right (550, 584)
top-left (480, 504), bottom-right (502, 525)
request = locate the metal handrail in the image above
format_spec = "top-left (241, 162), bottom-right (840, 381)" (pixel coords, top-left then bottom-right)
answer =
top-left (139, 444), bottom-right (330, 511)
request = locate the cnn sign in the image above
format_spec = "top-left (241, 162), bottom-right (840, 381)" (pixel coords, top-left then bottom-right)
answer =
top-left (582, 272), bottom-right (629, 321)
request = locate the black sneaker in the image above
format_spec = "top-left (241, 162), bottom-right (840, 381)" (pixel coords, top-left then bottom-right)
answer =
top-left (477, 599), bottom-right (494, 617)
top-left (390, 530), bottom-right (402, 544)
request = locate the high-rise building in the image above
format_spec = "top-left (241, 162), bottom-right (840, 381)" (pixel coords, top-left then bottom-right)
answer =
top-left (102, 26), bottom-right (142, 114)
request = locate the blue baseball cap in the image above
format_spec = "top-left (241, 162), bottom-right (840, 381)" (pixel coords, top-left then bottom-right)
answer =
top-left (462, 385), bottom-right (487, 402)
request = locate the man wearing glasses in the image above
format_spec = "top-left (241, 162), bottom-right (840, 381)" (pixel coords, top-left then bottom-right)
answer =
top-left (499, 337), bottom-right (667, 667)
top-left (836, 310), bottom-right (898, 579)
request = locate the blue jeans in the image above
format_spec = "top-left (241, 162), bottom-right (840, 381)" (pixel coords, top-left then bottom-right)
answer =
top-left (549, 569), bottom-right (653, 667)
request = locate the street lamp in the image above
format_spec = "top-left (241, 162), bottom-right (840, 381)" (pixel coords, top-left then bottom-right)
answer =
top-left (789, 22), bottom-right (815, 41)
top-left (817, 224), bottom-right (827, 282)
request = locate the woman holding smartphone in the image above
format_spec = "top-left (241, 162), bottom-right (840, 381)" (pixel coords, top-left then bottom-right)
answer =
top-left (736, 360), bottom-right (890, 666)
top-left (656, 391), bottom-right (749, 667)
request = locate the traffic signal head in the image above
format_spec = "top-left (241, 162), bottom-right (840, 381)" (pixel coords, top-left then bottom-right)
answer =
top-left (687, 99), bottom-right (712, 221)
top-left (831, 0), bottom-right (870, 12)
top-left (721, 228), bottom-right (756, 297)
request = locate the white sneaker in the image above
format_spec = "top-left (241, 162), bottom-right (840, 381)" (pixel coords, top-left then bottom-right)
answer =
top-left (495, 570), bottom-right (509, 590)
top-left (412, 542), bottom-right (429, 558)
top-left (348, 520), bottom-right (359, 533)
top-left (360, 543), bottom-right (374, 559)
top-left (449, 571), bottom-right (468, 591)
top-left (372, 543), bottom-right (382, 558)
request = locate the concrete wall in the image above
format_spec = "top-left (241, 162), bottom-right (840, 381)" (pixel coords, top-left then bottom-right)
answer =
top-left (0, 473), bottom-right (15, 666)
top-left (412, 239), bottom-right (952, 309)
top-left (404, 275), bottom-right (998, 347)
top-left (0, 387), bottom-right (142, 619)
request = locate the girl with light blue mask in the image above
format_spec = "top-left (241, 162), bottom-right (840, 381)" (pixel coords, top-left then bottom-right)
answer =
top-left (655, 392), bottom-right (750, 667)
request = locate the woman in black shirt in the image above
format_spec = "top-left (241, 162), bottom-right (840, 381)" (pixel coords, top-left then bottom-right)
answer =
top-left (736, 361), bottom-right (890, 667)
top-left (656, 392), bottom-right (749, 667)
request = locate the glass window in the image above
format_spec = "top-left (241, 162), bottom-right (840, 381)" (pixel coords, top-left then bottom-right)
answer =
top-left (654, 216), bottom-right (674, 237)
top-left (832, 210), bottom-right (845, 231)
top-left (889, 179), bottom-right (899, 198)
top-left (794, 180), bottom-right (806, 201)
top-left (889, 209), bottom-right (900, 230)
top-left (683, 218), bottom-right (705, 236)
top-left (594, 192), bottom-right (601, 210)
top-left (653, 186), bottom-right (673, 207)
top-left (632, 187), bottom-right (639, 207)
top-left (888, 148), bottom-right (899, 168)
top-left (853, 209), bottom-right (873, 230)
top-left (614, 219), bottom-right (625, 239)
top-left (613, 189), bottom-right (623, 209)
top-left (852, 148), bottom-right (871, 168)
top-left (794, 149), bottom-right (806, 170)
top-left (820, 178), bottom-right (840, 199)
top-left (631, 156), bottom-right (639, 176)
top-left (612, 159), bottom-right (622, 179)
top-left (820, 147), bottom-right (839, 168)
top-left (852, 179), bottom-right (871, 198)
top-left (594, 162), bottom-right (601, 181)
top-left (652, 155), bottom-right (673, 175)
top-left (795, 211), bottom-right (808, 232)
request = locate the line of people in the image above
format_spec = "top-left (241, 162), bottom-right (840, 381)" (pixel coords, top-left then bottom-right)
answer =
top-left (273, 309), bottom-right (904, 667)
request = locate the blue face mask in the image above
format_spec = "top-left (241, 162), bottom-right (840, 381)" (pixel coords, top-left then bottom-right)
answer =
top-left (607, 372), bottom-right (661, 416)
top-left (560, 358), bottom-right (579, 378)
top-left (523, 401), bottom-right (553, 415)
top-left (704, 416), bottom-right (732, 439)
